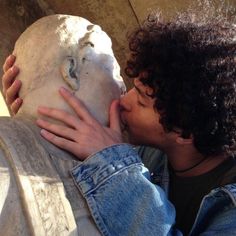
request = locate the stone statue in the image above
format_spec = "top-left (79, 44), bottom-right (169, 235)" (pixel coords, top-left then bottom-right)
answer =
top-left (0, 14), bottom-right (126, 236)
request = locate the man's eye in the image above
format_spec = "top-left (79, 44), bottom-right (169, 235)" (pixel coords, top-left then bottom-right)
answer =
top-left (137, 100), bottom-right (145, 107)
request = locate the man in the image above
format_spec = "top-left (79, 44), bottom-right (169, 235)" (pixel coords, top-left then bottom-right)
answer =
top-left (0, 14), bottom-right (126, 235)
top-left (3, 13), bottom-right (236, 236)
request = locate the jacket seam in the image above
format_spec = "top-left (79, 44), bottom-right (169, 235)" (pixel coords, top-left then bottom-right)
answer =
top-left (71, 162), bottom-right (143, 196)
top-left (221, 187), bottom-right (236, 206)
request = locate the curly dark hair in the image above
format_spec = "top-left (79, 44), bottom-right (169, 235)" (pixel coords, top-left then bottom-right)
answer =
top-left (125, 13), bottom-right (236, 156)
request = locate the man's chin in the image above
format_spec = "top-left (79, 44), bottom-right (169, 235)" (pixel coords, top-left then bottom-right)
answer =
top-left (121, 129), bottom-right (130, 143)
top-left (120, 122), bottom-right (126, 132)
top-left (126, 134), bottom-right (142, 146)
top-left (121, 125), bottom-right (142, 145)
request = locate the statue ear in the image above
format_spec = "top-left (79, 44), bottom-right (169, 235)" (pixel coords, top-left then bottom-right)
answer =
top-left (60, 56), bottom-right (79, 90)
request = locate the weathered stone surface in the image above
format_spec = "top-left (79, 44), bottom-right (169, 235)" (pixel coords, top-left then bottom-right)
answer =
top-left (0, 117), bottom-right (100, 235)
top-left (129, 0), bottom-right (236, 23)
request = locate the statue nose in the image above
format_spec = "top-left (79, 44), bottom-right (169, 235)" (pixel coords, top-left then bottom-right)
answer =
top-left (118, 81), bottom-right (127, 96)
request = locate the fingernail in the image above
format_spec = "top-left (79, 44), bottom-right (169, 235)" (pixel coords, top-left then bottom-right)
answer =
top-left (11, 66), bottom-right (19, 73)
top-left (59, 86), bottom-right (66, 91)
top-left (40, 129), bottom-right (48, 135)
top-left (14, 79), bottom-right (22, 86)
top-left (59, 87), bottom-right (71, 94)
top-left (8, 55), bottom-right (15, 60)
top-left (40, 129), bottom-right (54, 139)
top-left (36, 118), bottom-right (44, 126)
top-left (37, 106), bottom-right (47, 112)
top-left (15, 98), bottom-right (22, 104)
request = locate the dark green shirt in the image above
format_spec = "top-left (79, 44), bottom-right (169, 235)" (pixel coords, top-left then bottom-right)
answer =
top-left (169, 158), bottom-right (236, 235)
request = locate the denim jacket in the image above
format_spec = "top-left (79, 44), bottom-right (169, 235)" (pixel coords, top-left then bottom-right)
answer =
top-left (71, 144), bottom-right (236, 236)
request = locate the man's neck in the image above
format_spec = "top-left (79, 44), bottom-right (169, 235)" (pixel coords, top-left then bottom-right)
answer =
top-left (165, 146), bottom-right (228, 177)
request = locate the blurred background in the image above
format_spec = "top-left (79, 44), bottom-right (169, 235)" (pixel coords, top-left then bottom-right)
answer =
top-left (0, 0), bottom-right (235, 116)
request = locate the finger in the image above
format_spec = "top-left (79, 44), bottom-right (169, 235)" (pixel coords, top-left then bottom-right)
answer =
top-left (36, 118), bottom-right (78, 140)
top-left (3, 55), bottom-right (16, 73)
top-left (37, 106), bottom-right (81, 129)
top-left (5, 79), bottom-right (21, 105)
top-left (40, 129), bottom-right (84, 160)
top-left (2, 66), bottom-right (19, 95)
top-left (109, 100), bottom-right (122, 133)
top-left (59, 87), bottom-right (98, 125)
top-left (11, 98), bottom-right (23, 115)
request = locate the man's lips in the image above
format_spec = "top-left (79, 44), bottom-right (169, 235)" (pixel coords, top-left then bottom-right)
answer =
top-left (120, 120), bottom-right (127, 132)
top-left (120, 114), bottom-right (128, 132)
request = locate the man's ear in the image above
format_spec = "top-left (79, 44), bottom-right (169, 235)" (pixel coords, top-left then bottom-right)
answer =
top-left (175, 135), bottom-right (193, 145)
top-left (60, 56), bottom-right (79, 90)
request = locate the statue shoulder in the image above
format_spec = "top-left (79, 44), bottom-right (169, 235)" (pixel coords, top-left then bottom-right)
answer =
top-left (0, 117), bottom-right (77, 235)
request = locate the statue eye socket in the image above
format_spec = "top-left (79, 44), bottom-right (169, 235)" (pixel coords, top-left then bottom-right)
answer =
top-left (84, 41), bottom-right (94, 47)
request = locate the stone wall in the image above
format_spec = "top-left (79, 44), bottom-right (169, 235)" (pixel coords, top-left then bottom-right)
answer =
top-left (0, 0), bottom-right (47, 74)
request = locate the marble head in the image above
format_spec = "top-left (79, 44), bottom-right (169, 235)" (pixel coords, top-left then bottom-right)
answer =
top-left (13, 14), bottom-right (126, 125)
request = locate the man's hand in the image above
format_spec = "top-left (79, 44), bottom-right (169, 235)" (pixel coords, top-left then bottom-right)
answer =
top-left (36, 87), bottom-right (123, 160)
top-left (2, 55), bottom-right (22, 114)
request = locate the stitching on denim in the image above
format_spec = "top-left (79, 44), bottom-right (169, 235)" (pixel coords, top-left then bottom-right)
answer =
top-left (84, 163), bottom-right (143, 195)
top-left (222, 186), bottom-right (236, 206)
top-left (86, 197), bottom-right (110, 236)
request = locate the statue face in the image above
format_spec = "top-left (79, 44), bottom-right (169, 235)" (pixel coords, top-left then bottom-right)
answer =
top-left (14, 15), bottom-right (126, 125)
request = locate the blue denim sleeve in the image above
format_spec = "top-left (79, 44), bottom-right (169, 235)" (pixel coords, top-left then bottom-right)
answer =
top-left (71, 144), bottom-right (181, 236)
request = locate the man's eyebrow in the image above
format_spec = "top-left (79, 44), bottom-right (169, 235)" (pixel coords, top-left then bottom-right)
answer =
top-left (134, 84), bottom-right (154, 98)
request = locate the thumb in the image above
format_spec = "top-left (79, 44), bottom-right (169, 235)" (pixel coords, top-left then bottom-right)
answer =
top-left (109, 99), bottom-right (121, 133)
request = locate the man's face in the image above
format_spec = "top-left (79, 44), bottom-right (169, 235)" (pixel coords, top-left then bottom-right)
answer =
top-left (120, 78), bottom-right (169, 148)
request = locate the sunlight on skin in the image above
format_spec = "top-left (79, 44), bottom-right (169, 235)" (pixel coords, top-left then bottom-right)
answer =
top-left (0, 91), bottom-right (10, 116)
